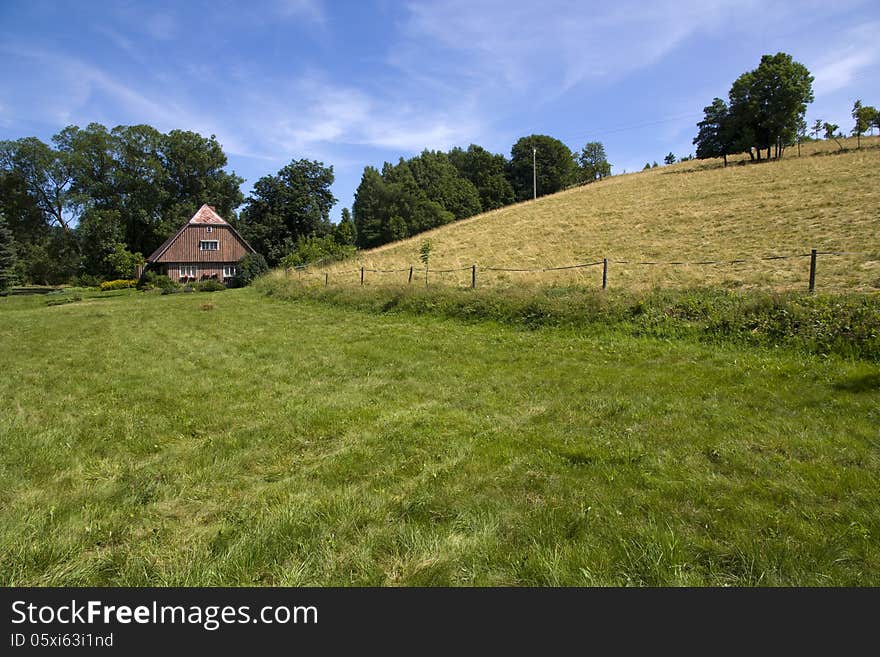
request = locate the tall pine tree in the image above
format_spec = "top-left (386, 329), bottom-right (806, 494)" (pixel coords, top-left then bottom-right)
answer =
top-left (352, 167), bottom-right (388, 249)
top-left (334, 207), bottom-right (357, 246)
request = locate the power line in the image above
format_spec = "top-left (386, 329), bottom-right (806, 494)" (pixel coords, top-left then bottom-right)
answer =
top-left (567, 111), bottom-right (704, 144)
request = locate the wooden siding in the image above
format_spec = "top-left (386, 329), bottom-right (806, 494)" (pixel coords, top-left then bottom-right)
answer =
top-left (153, 225), bottom-right (251, 263)
top-left (156, 262), bottom-right (240, 282)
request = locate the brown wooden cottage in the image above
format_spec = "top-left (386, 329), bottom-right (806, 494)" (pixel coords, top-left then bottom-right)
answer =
top-left (143, 204), bottom-right (256, 283)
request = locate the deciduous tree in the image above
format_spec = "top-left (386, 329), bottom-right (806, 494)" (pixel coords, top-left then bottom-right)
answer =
top-left (727, 53), bottom-right (813, 160)
top-left (408, 149), bottom-right (481, 220)
top-left (508, 135), bottom-right (577, 201)
top-left (448, 144), bottom-right (514, 211)
top-left (577, 142), bottom-right (611, 182)
top-left (239, 159), bottom-right (336, 266)
top-left (852, 100), bottom-right (877, 148)
top-left (0, 136), bottom-right (75, 233)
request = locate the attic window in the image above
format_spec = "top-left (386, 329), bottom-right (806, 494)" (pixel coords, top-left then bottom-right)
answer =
top-left (206, 226), bottom-right (213, 233)
top-left (199, 240), bottom-right (219, 251)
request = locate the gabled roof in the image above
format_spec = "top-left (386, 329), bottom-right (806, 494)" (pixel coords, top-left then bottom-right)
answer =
top-left (146, 204), bottom-right (256, 262)
top-left (189, 204), bottom-right (228, 225)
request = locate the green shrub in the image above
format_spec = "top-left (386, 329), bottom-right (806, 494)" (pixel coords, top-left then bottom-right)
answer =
top-left (71, 274), bottom-right (102, 288)
top-left (137, 270), bottom-right (157, 290)
top-left (141, 273), bottom-right (180, 294)
top-left (196, 279), bottom-right (226, 292)
top-left (280, 235), bottom-right (356, 269)
top-left (230, 253), bottom-right (269, 288)
top-left (100, 279), bottom-right (138, 291)
top-left (156, 275), bottom-right (178, 292)
top-left (138, 271), bottom-right (166, 290)
top-left (105, 245), bottom-right (143, 280)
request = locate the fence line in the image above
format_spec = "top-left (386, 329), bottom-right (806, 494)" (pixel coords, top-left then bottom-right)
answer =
top-left (283, 249), bottom-right (878, 293)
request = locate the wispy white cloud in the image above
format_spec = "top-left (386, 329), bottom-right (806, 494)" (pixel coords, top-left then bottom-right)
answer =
top-left (232, 72), bottom-right (483, 158)
top-left (142, 12), bottom-right (179, 41)
top-left (275, 0), bottom-right (325, 23)
top-left (811, 22), bottom-right (880, 95)
top-left (194, 0), bottom-right (327, 31)
top-left (0, 37), bottom-right (481, 167)
top-left (396, 1), bottom-right (748, 98)
top-left (0, 43), bottom-right (257, 156)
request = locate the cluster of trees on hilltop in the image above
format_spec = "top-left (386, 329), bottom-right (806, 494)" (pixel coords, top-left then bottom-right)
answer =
top-left (352, 137), bottom-right (611, 249)
top-left (693, 52), bottom-right (814, 165)
top-left (848, 100), bottom-right (880, 148)
top-left (0, 124), bottom-right (243, 284)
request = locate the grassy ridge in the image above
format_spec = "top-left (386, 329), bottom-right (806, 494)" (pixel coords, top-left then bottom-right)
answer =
top-left (322, 137), bottom-right (880, 291)
top-left (1, 288), bottom-right (878, 585)
top-left (258, 274), bottom-right (880, 361)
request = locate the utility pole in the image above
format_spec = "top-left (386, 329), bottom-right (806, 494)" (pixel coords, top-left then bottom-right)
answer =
top-left (532, 146), bottom-right (537, 200)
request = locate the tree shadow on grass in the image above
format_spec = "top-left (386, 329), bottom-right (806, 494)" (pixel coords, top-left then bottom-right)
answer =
top-left (833, 373), bottom-right (880, 393)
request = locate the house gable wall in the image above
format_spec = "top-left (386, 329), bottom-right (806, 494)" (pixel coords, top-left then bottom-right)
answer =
top-left (152, 225), bottom-right (251, 263)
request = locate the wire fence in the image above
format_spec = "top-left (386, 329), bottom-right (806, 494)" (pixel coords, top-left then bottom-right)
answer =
top-left (283, 249), bottom-right (878, 293)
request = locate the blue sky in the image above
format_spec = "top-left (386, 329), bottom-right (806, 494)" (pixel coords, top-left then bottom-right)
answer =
top-left (1, 0), bottom-right (878, 221)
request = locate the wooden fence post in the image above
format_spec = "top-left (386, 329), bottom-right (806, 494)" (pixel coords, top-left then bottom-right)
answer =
top-left (360, 267), bottom-right (364, 286)
top-left (602, 258), bottom-right (608, 290)
top-left (472, 264), bottom-right (477, 289)
top-left (408, 266), bottom-right (413, 284)
top-left (808, 249), bottom-right (817, 293)
top-left (325, 272), bottom-right (328, 287)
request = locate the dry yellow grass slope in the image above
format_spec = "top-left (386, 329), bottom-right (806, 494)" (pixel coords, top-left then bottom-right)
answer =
top-left (318, 137), bottom-right (880, 291)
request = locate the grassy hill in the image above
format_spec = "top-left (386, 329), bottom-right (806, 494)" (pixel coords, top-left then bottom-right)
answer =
top-left (317, 137), bottom-right (880, 292)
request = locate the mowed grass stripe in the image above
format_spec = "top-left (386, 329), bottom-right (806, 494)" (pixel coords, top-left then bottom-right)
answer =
top-left (0, 288), bottom-right (878, 585)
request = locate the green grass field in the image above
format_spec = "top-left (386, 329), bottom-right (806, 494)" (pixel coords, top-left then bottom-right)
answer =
top-left (1, 287), bottom-right (878, 585)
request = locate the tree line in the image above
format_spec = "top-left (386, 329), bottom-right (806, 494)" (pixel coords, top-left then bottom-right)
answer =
top-left (0, 124), bottom-right (357, 284)
top-left (0, 127), bottom-right (611, 285)
top-left (0, 124), bottom-right (243, 285)
top-left (352, 138), bottom-right (610, 249)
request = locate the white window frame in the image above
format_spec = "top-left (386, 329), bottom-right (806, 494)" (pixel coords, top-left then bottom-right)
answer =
top-left (199, 240), bottom-right (219, 251)
top-left (223, 265), bottom-right (237, 278)
top-left (180, 265), bottom-right (197, 278)
top-left (206, 226), bottom-right (213, 233)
